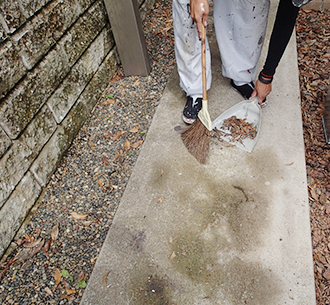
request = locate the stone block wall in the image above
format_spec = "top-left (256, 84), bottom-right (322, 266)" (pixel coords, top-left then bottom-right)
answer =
top-left (0, 0), bottom-right (155, 258)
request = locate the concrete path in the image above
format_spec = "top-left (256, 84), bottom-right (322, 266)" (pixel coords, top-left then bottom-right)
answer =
top-left (81, 2), bottom-right (316, 304)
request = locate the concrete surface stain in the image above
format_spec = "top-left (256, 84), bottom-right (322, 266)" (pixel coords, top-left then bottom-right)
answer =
top-left (128, 150), bottom-right (282, 303)
top-left (167, 150), bottom-right (281, 303)
top-left (169, 180), bottom-right (281, 302)
top-left (129, 272), bottom-right (174, 305)
top-left (131, 230), bottom-right (147, 253)
top-left (151, 164), bottom-right (171, 189)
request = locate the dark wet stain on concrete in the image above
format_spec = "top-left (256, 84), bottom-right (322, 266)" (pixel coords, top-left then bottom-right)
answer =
top-left (129, 271), bottom-right (175, 305)
top-left (131, 230), bottom-right (147, 253)
top-left (127, 149), bottom-right (282, 303)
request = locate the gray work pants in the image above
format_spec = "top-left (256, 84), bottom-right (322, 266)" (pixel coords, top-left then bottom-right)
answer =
top-left (173, 0), bottom-right (270, 97)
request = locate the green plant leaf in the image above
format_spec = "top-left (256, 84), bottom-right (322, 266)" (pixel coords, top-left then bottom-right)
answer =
top-left (61, 269), bottom-right (70, 277)
top-left (78, 278), bottom-right (87, 288)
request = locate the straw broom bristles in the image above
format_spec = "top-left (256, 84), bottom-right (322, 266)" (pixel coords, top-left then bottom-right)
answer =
top-left (181, 23), bottom-right (210, 164)
top-left (181, 117), bottom-right (210, 163)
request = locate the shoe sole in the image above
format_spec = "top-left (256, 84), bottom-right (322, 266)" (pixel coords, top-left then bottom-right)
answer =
top-left (182, 114), bottom-right (196, 125)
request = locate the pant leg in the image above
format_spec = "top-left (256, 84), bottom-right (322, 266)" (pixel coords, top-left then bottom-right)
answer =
top-left (213, 0), bottom-right (270, 84)
top-left (173, 0), bottom-right (211, 97)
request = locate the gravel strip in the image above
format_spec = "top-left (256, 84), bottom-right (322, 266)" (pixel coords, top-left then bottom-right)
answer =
top-left (0, 0), bottom-right (175, 304)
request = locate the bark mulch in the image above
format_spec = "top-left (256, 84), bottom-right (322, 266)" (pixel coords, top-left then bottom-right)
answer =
top-left (296, 8), bottom-right (330, 304)
top-left (0, 2), bottom-right (329, 305)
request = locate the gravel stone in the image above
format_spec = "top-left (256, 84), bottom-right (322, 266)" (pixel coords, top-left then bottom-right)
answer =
top-left (0, 0), bottom-right (174, 303)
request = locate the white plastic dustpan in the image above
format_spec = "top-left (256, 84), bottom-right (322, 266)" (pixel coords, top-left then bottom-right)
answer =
top-left (212, 97), bottom-right (261, 153)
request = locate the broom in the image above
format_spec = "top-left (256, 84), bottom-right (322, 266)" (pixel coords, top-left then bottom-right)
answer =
top-left (181, 23), bottom-right (212, 164)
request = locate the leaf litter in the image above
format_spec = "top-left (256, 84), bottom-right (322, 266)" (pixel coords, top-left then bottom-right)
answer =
top-left (213, 116), bottom-right (257, 144)
top-left (296, 8), bottom-right (330, 304)
top-left (70, 212), bottom-right (88, 220)
top-left (51, 224), bottom-right (59, 241)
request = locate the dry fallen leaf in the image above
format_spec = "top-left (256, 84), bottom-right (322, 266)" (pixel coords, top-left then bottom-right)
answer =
top-left (133, 78), bottom-right (140, 87)
top-left (54, 268), bottom-right (61, 285)
top-left (112, 131), bottom-right (122, 141)
top-left (13, 248), bottom-right (31, 264)
top-left (105, 99), bottom-right (117, 104)
top-left (82, 220), bottom-right (93, 226)
top-left (78, 271), bottom-right (87, 282)
top-left (70, 212), bottom-right (88, 220)
top-left (102, 156), bottom-right (109, 166)
top-left (169, 236), bottom-right (173, 244)
top-left (170, 251), bottom-right (176, 259)
top-left (116, 149), bottom-right (123, 159)
top-left (125, 139), bottom-right (130, 151)
top-left (51, 224), bottom-right (59, 241)
top-left (45, 287), bottom-right (53, 296)
top-left (285, 162), bottom-right (294, 166)
top-left (131, 140), bottom-right (143, 149)
top-left (324, 270), bottom-right (330, 280)
top-left (23, 238), bottom-right (43, 248)
top-left (102, 271), bottom-right (110, 290)
top-left (27, 239), bottom-right (44, 257)
top-left (310, 188), bottom-right (318, 200)
top-left (23, 233), bottom-right (34, 244)
top-left (14, 239), bottom-right (24, 247)
top-left (35, 225), bottom-right (41, 238)
top-left (59, 293), bottom-right (75, 301)
top-left (65, 288), bottom-right (76, 295)
top-left (129, 127), bottom-right (139, 133)
top-left (98, 179), bottom-right (105, 190)
top-left (105, 131), bottom-right (122, 141)
top-left (161, 168), bottom-right (164, 177)
top-left (44, 239), bottom-right (51, 258)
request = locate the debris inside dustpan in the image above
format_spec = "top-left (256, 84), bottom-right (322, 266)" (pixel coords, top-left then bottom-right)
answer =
top-left (214, 115), bottom-right (257, 144)
top-left (212, 97), bottom-right (261, 153)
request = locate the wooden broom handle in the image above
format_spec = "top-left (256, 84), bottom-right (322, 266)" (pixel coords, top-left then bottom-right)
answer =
top-left (201, 23), bottom-right (207, 101)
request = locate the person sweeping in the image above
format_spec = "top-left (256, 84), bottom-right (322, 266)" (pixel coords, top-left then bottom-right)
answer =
top-left (173, 0), bottom-right (306, 126)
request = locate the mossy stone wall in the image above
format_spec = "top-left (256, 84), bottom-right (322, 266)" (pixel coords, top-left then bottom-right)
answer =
top-left (0, 0), bottom-right (155, 258)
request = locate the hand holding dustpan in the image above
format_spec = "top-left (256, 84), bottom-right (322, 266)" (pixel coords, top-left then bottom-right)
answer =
top-left (212, 96), bottom-right (261, 153)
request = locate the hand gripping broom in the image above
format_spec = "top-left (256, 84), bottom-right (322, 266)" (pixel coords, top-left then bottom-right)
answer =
top-left (181, 23), bottom-right (212, 164)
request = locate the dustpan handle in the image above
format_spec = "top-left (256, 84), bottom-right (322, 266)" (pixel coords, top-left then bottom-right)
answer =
top-left (201, 24), bottom-right (207, 101)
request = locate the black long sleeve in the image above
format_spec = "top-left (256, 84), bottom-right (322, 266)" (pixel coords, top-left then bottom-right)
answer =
top-left (261, 0), bottom-right (300, 77)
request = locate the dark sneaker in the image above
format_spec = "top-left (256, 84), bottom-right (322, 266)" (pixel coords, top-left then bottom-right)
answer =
top-left (182, 96), bottom-right (202, 124)
top-left (230, 79), bottom-right (254, 99)
top-left (230, 79), bottom-right (268, 107)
